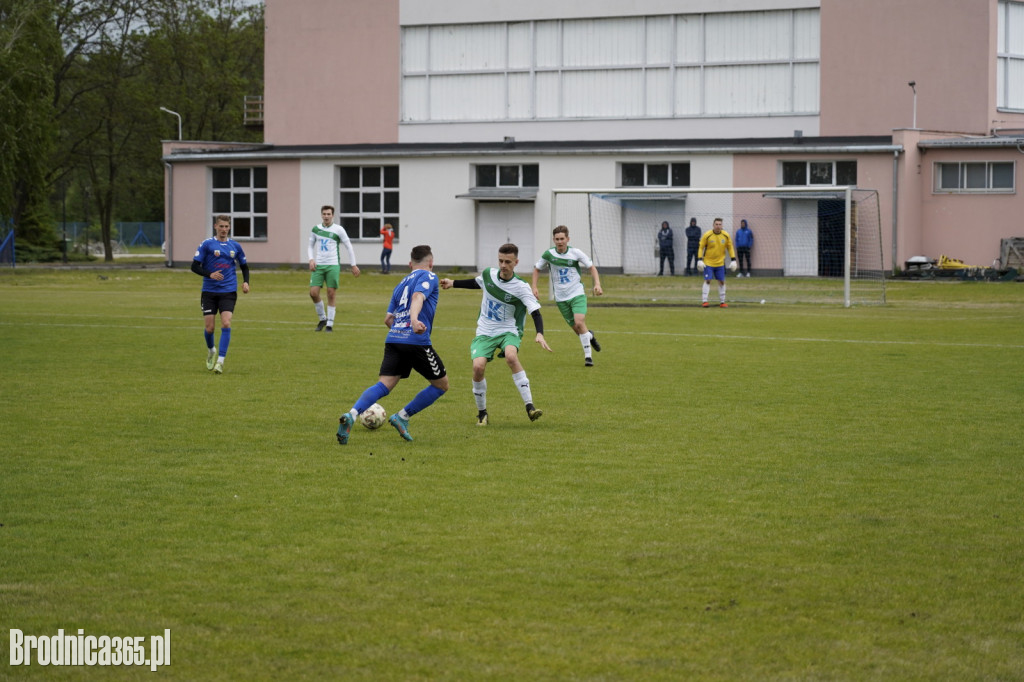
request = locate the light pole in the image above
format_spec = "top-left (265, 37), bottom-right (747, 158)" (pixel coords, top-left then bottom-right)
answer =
top-left (159, 106), bottom-right (182, 140)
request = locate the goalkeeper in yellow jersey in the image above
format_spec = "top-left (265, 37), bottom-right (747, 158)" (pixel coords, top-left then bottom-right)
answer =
top-left (697, 218), bottom-right (738, 307)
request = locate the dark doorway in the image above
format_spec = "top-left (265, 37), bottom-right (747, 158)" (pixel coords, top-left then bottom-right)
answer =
top-left (818, 200), bottom-right (845, 277)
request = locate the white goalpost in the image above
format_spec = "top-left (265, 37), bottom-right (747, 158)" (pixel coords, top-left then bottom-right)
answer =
top-left (550, 186), bottom-right (886, 307)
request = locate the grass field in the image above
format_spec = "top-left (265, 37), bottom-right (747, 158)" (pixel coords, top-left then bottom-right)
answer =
top-left (2, 266), bottom-right (1022, 680)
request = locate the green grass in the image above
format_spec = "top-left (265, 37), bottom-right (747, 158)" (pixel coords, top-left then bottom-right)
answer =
top-left (2, 267), bottom-right (1023, 680)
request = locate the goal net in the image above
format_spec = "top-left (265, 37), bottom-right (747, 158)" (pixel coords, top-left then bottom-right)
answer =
top-left (550, 186), bottom-right (885, 306)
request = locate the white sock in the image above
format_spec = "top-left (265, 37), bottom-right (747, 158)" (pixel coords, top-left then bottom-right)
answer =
top-left (719, 283), bottom-right (726, 303)
top-left (511, 370), bottom-right (533, 405)
top-left (579, 332), bottom-right (592, 358)
top-left (327, 306), bottom-right (336, 326)
top-left (217, 356), bottom-right (225, 363)
top-left (472, 380), bottom-right (487, 411)
top-left (702, 281), bottom-right (710, 302)
top-left (314, 301), bottom-right (326, 320)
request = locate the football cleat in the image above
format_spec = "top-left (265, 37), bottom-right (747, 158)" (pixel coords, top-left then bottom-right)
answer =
top-left (206, 350), bottom-right (216, 370)
top-left (337, 412), bottom-right (354, 445)
top-left (584, 357), bottom-right (594, 367)
top-left (701, 302), bottom-right (710, 308)
top-left (389, 413), bottom-right (413, 441)
top-left (325, 326), bottom-right (333, 332)
top-left (720, 303), bottom-right (729, 308)
top-left (590, 333), bottom-right (601, 352)
top-left (526, 404), bottom-right (543, 421)
top-left (315, 319), bottom-right (327, 332)
top-left (213, 361), bottom-right (224, 374)
top-left (477, 410), bottom-right (488, 426)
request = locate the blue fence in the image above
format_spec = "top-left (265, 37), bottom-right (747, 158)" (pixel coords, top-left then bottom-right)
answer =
top-left (0, 230), bottom-right (14, 267)
top-left (55, 222), bottom-right (165, 255)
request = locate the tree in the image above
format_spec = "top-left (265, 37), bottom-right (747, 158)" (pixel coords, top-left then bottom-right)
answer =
top-left (0, 0), bottom-right (61, 249)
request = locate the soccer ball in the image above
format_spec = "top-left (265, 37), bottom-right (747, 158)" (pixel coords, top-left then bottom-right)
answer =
top-left (358, 403), bottom-right (387, 430)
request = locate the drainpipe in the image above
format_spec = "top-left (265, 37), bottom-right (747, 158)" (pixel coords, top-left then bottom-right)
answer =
top-left (891, 149), bottom-right (900, 276)
top-left (164, 161), bottom-right (173, 268)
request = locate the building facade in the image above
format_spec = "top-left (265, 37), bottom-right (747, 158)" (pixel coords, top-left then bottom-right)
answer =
top-left (163, 0), bottom-right (1024, 274)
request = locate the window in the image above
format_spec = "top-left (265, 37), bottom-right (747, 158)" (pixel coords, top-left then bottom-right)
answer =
top-left (781, 160), bottom-right (857, 187)
top-left (621, 162), bottom-right (690, 187)
top-left (338, 166), bottom-right (399, 240)
top-left (474, 164), bottom-right (539, 187)
top-left (934, 161), bottom-right (1015, 193)
top-left (211, 166), bottom-right (267, 239)
top-left (998, 1), bottom-right (1024, 110)
top-left (402, 9), bottom-right (820, 122)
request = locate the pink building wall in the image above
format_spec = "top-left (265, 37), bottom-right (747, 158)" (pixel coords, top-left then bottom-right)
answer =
top-left (163, 140), bottom-right (302, 265)
top-left (732, 153), bottom-right (898, 271)
top-left (820, 0), bottom-right (997, 136)
top-left (264, 0), bottom-right (400, 145)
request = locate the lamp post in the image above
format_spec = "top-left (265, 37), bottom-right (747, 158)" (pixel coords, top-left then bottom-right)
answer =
top-left (908, 81), bottom-right (917, 129)
top-left (159, 106), bottom-right (182, 140)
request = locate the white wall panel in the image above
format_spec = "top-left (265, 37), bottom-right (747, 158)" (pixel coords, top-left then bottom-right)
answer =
top-left (675, 16), bottom-right (703, 64)
top-left (705, 64), bottom-right (789, 114)
top-left (403, 26), bottom-right (428, 72)
top-left (1007, 59), bottom-right (1024, 108)
top-left (402, 77), bottom-right (428, 121)
top-left (536, 71), bottom-right (560, 117)
top-left (430, 24), bottom-right (506, 71)
top-left (706, 11), bottom-right (791, 62)
top-left (1007, 2), bottom-right (1024, 53)
top-left (793, 63), bottom-right (819, 113)
top-left (646, 16), bottom-right (673, 64)
top-left (563, 18), bottom-right (645, 67)
top-left (646, 69), bottom-right (672, 116)
top-left (793, 8), bottom-right (820, 59)
top-left (508, 72), bottom-right (532, 118)
top-left (674, 67), bottom-right (702, 115)
top-left (535, 21), bottom-right (560, 67)
top-left (563, 70), bottom-right (645, 118)
top-left (430, 74), bottom-right (504, 120)
top-left (509, 22), bottom-right (533, 69)
top-left (402, 9), bottom-right (820, 122)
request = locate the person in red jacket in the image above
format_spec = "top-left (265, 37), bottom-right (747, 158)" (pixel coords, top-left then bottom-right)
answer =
top-left (380, 223), bottom-right (395, 274)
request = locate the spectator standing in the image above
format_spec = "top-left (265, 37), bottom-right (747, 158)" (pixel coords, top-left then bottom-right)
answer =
top-left (684, 218), bottom-right (702, 275)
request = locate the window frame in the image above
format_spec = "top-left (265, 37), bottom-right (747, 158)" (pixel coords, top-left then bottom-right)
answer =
top-left (780, 160), bottom-right (857, 187)
top-left (933, 160), bottom-right (1016, 194)
top-left (473, 163), bottom-right (540, 188)
top-left (210, 166), bottom-right (268, 241)
top-left (337, 165), bottom-right (400, 241)
top-left (619, 162), bottom-right (690, 188)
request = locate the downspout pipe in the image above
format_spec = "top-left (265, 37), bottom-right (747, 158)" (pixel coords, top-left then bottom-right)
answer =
top-left (164, 161), bottom-right (173, 268)
top-left (891, 149), bottom-right (900, 276)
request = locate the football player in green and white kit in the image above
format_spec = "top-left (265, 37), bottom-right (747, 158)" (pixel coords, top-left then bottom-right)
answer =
top-left (440, 243), bottom-right (552, 426)
top-left (308, 205), bottom-right (360, 331)
top-left (531, 225), bottom-right (603, 367)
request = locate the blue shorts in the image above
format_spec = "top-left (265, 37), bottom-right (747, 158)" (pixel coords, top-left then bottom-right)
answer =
top-left (703, 265), bottom-right (726, 282)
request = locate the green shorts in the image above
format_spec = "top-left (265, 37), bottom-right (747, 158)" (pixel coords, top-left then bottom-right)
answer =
top-left (310, 265), bottom-right (341, 289)
top-left (556, 295), bottom-right (588, 326)
top-left (470, 332), bottom-right (523, 362)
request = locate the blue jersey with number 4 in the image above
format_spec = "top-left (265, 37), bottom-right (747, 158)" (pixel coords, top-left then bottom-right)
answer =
top-left (385, 269), bottom-right (439, 346)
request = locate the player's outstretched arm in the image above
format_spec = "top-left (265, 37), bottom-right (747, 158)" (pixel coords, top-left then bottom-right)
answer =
top-left (589, 265), bottom-right (603, 296)
top-left (531, 268), bottom-right (541, 298)
top-left (531, 310), bottom-right (553, 352)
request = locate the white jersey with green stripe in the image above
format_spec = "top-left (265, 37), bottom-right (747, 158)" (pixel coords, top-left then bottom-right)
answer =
top-left (474, 268), bottom-right (541, 337)
top-left (535, 246), bottom-right (592, 302)
top-left (308, 224), bottom-right (357, 266)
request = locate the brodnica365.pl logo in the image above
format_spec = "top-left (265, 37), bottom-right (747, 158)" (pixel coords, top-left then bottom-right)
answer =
top-left (9, 628), bottom-right (170, 671)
